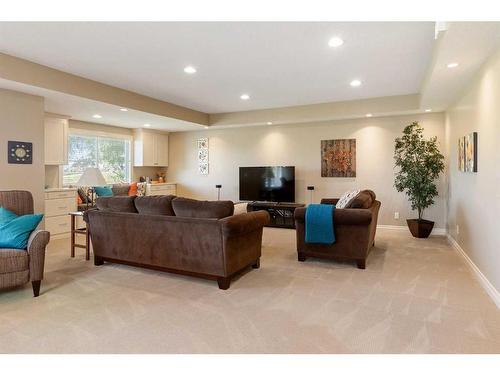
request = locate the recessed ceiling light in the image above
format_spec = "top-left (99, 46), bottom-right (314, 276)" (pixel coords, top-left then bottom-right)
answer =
top-left (267, 121), bottom-right (273, 125)
top-left (425, 109), bottom-right (432, 112)
top-left (447, 62), bottom-right (459, 68)
top-left (143, 123), bottom-right (151, 127)
top-left (120, 108), bottom-right (128, 112)
top-left (240, 94), bottom-right (250, 100)
top-left (92, 114), bottom-right (102, 119)
top-left (350, 79), bottom-right (362, 87)
top-left (184, 65), bottom-right (197, 74)
top-left (328, 37), bottom-right (344, 48)
top-left (204, 126), bottom-right (209, 129)
top-left (366, 113), bottom-right (373, 117)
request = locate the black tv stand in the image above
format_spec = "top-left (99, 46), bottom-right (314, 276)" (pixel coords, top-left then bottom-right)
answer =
top-left (247, 201), bottom-right (305, 229)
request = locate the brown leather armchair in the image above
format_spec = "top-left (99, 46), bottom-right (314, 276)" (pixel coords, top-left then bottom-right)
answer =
top-left (0, 191), bottom-right (50, 297)
top-left (294, 192), bottom-right (380, 269)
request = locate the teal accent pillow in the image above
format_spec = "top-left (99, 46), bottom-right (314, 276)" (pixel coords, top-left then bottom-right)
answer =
top-left (94, 186), bottom-right (113, 197)
top-left (0, 206), bottom-right (19, 224)
top-left (0, 208), bottom-right (44, 249)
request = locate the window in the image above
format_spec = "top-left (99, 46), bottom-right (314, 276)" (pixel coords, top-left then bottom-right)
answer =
top-left (63, 133), bottom-right (131, 186)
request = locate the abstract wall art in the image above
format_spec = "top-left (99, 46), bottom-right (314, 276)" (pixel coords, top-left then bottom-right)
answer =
top-left (197, 137), bottom-right (209, 175)
top-left (8, 141), bottom-right (33, 164)
top-left (458, 136), bottom-right (465, 172)
top-left (321, 139), bottom-right (356, 177)
top-left (458, 132), bottom-right (477, 173)
top-left (465, 132), bottom-right (478, 172)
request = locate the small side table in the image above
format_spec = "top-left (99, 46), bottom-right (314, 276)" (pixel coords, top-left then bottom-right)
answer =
top-left (69, 211), bottom-right (90, 260)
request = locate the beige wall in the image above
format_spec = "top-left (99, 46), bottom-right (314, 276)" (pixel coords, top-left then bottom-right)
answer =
top-left (169, 112), bottom-right (446, 228)
top-left (0, 88), bottom-right (45, 213)
top-left (445, 49), bottom-right (500, 291)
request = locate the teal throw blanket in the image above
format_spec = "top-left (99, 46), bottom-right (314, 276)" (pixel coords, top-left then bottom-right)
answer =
top-left (305, 204), bottom-right (335, 244)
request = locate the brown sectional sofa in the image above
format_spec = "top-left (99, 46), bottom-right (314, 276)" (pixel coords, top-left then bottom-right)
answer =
top-left (294, 190), bottom-right (381, 269)
top-left (85, 196), bottom-right (270, 289)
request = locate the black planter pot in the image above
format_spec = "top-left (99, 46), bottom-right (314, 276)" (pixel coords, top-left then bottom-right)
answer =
top-left (406, 219), bottom-right (434, 238)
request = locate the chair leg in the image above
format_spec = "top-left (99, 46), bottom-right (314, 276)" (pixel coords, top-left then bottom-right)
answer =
top-left (32, 280), bottom-right (41, 297)
top-left (356, 259), bottom-right (366, 270)
top-left (217, 277), bottom-right (231, 290)
top-left (252, 258), bottom-right (260, 269)
top-left (298, 252), bottom-right (306, 262)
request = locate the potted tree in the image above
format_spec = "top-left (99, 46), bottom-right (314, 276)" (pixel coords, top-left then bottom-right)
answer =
top-left (394, 122), bottom-right (445, 238)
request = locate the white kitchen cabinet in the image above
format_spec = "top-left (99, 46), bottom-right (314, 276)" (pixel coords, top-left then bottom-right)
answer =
top-left (44, 188), bottom-right (77, 239)
top-left (133, 129), bottom-right (169, 167)
top-left (44, 116), bottom-right (69, 165)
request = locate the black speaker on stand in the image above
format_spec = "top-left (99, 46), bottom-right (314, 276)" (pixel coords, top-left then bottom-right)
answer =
top-left (215, 185), bottom-right (222, 200)
top-left (307, 185), bottom-right (315, 204)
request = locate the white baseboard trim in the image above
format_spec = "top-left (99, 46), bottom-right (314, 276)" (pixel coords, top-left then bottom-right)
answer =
top-left (377, 224), bottom-right (446, 236)
top-left (447, 234), bottom-right (500, 309)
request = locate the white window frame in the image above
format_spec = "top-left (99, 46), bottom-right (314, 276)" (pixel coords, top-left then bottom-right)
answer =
top-left (63, 129), bottom-right (133, 186)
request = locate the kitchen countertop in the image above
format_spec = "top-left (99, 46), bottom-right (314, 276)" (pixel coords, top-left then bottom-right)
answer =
top-left (45, 187), bottom-right (78, 192)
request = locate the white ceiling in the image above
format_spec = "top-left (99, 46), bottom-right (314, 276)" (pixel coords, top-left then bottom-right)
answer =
top-left (0, 79), bottom-right (203, 131)
top-left (0, 22), bottom-right (436, 113)
top-left (420, 22), bottom-right (500, 110)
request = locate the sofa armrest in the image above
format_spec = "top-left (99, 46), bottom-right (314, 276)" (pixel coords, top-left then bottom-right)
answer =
top-left (83, 208), bottom-right (98, 223)
top-left (294, 207), bottom-right (372, 226)
top-left (27, 230), bottom-right (50, 281)
top-left (219, 210), bottom-right (270, 237)
top-left (294, 207), bottom-right (307, 222)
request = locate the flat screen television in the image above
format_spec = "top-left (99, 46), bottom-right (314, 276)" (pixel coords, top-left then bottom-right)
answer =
top-left (239, 166), bottom-right (295, 203)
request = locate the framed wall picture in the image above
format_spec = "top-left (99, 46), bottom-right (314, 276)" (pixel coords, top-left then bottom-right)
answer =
top-left (199, 163), bottom-right (209, 175)
top-left (197, 137), bottom-right (209, 149)
top-left (458, 136), bottom-right (465, 172)
top-left (8, 141), bottom-right (33, 164)
top-left (198, 148), bottom-right (209, 164)
top-left (321, 139), bottom-right (356, 177)
top-left (465, 132), bottom-right (478, 172)
top-left (197, 137), bottom-right (209, 174)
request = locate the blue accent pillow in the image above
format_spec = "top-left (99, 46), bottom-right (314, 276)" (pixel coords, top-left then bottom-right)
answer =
top-left (0, 207), bottom-right (44, 249)
top-left (94, 186), bottom-right (113, 197)
top-left (0, 206), bottom-right (19, 224)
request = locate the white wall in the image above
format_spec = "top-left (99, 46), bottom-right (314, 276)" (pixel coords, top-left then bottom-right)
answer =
top-left (445, 49), bottom-right (500, 292)
top-left (169, 112), bottom-right (446, 228)
top-left (0, 89), bottom-right (45, 213)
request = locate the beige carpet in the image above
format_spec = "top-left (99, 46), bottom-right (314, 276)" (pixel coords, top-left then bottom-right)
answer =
top-left (0, 227), bottom-right (499, 353)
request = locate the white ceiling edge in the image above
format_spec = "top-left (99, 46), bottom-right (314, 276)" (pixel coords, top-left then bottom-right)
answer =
top-left (206, 109), bottom-right (443, 130)
top-left (420, 22), bottom-right (500, 110)
top-left (0, 79), bottom-right (204, 132)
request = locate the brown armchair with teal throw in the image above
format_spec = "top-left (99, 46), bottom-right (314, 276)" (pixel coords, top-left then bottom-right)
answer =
top-left (294, 190), bottom-right (380, 269)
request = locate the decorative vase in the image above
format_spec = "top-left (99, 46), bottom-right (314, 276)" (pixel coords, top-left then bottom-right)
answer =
top-left (406, 219), bottom-right (434, 238)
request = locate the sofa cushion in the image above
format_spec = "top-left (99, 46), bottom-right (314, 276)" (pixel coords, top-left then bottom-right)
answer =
top-left (172, 197), bottom-right (234, 219)
top-left (336, 190), bottom-right (361, 209)
top-left (94, 186), bottom-right (113, 197)
top-left (112, 184), bottom-right (131, 196)
top-left (0, 248), bottom-right (29, 273)
top-left (348, 190), bottom-right (376, 209)
top-left (77, 187), bottom-right (91, 203)
top-left (0, 209), bottom-right (44, 249)
top-left (0, 207), bottom-right (18, 224)
top-left (96, 196), bottom-right (138, 213)
top-left (134, 195), bottom-right (176, 216)
top-left (128, 182), bottom-right (138, 196)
